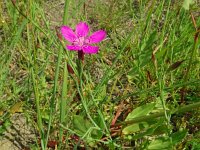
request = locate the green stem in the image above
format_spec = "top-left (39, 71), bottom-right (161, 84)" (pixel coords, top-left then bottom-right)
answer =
top-left (45, 0), bottom-right (69, 149)
top-left (26, 11), bottom-right (44, 148)
top-left (59, 61), bottom-right (68, 149)
top-left (76, 59), bottom-right (100, 129)
top-left (11, 0), bottom-right (49, 39)
top-left (45, 39), bottom-right (63, 149)
top-left (31, 68), bottom-right (45, 149)
top-left (184, 33), bottom-right (198, 82)
top-left (181, 25), bottom-right (199, 102)
top-left (113, 101), bottom-right (200, 127)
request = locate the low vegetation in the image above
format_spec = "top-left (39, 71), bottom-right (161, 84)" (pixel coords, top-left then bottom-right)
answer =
top-left (0, 0), bottom-right (199, 149)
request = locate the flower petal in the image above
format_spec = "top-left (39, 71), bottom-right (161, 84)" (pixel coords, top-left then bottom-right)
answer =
top-left (82, 45), bottom-right (99, 54)
top-left (66, 45), bottom-right (82, 51)
top-left (61, 26), bottom-right (77, 43)
top-left (75, 22), bottom-right (89, 37)
top-left (87, 30), bottom-right (106, 44)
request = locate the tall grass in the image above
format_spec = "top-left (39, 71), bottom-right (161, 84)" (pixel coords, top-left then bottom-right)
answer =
top-left (0, 0), bottom-right (199, 149)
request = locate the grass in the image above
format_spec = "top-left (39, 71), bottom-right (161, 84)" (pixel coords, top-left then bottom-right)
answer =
top-left (0, 0), bottom-right (200, 149)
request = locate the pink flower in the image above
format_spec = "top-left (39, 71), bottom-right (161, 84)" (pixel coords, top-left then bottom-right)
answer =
top-left (60, 22), bottom-right (106, 54)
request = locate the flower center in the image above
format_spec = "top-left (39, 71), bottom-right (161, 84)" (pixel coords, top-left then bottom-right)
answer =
top-left (74, 36), bottom-right (85, 47)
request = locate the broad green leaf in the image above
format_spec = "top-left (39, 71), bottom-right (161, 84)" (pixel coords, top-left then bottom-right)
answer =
top-left (73, 115), bottom-right (90, 136)
top-left (125, 103), bottom-right (155, 121)
top-left (130, 126), bottom-right (155, 139)
top-left (171, 130), bottom-right (188, 145)
top-left (153, 124), bottom-right (169, 135)
top-left (122, 122), bottom-right (149, 134)
top-left (147, 138), bottom-right (172, 150)
top-left (73, 115), bottom-right (103, 139)
top-left (122, 103), bottom-right (156, 135)
top-left (182, 0), bottom-right (194, 10)
top-left (123, 119), bottom-right (165, 137)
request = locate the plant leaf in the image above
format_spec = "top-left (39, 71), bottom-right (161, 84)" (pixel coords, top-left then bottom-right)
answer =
top-left (122, 103), bottom-right (156, 135)
top-left (125, 103), bottom-right (155, 121)
top-left (182, 0), bottom-right (194, 10)
top-left (122, 122), bottom-right (149, 134)
top-left (147, 137), bottom-right (171, 150)
top-left (73, 115), bottom-right (90, 136)
top-left (73, 115), bottom-right (103, 139)
top-left (139, 31), bottom-right (157, 68)
top-left (171, 130), bottom-right (188, 145)
top-left (167, 60), bottom-right (185, 71)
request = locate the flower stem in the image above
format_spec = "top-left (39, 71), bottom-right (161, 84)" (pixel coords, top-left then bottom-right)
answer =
top-left (78, 50), bottom-right (85, 61)
top-left (76, 51), bottom-right (100, 129)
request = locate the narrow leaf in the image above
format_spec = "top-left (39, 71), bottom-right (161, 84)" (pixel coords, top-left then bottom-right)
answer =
top-left (167, 60), bottom-right (185, 71)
